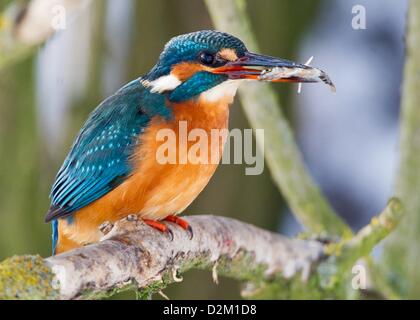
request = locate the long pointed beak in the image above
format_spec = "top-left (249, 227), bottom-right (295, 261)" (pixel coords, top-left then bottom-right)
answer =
top-left (213, 52), bottom-right (335, 91)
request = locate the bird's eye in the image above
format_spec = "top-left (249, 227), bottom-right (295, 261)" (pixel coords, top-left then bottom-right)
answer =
top-left (199, 52), bottom-right (215, 66)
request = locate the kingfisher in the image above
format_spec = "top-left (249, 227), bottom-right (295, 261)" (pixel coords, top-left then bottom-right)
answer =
top-left (45, 30), bottom-right (334, 254)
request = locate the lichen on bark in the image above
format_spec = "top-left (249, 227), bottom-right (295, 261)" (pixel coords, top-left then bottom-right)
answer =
top-left (0, 255), bottom-right (59, 300)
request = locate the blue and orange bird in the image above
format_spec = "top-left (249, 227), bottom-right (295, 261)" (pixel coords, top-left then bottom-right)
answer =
top-left (45, 30), bottom-right (334, 254)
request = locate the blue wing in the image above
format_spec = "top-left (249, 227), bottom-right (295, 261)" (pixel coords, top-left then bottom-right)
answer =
top-left (45, 79), bottom-right (170, 222)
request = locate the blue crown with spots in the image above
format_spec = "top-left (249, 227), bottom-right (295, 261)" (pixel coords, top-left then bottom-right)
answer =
top-left (147, 30), bottom-right (247, 80)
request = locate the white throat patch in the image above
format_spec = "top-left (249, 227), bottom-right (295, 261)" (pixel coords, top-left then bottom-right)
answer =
top-left (200, 80), bottom-right (242, 103)
top-left (142, 75), bottom-right (242, 104)
top-left (145, 74), bottom-right (182, 93)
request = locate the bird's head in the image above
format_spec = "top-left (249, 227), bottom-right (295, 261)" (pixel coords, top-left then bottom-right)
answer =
top-left (143, 30), bottom-right (334, 103)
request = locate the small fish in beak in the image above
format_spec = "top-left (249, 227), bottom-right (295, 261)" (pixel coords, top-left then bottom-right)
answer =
top-left (259, 65), bottom-right (336, 92)
top-left (213, 51), bottom-right (336, 92)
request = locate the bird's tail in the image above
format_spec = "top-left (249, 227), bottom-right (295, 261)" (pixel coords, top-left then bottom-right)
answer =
top-left (50, 219), bottom-right (81, 255)
top-left (51, 219), bottom-right (58, 255)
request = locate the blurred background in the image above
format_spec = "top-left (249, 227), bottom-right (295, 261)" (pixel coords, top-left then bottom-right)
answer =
top-left (0, 0), bottom-right (408, 299)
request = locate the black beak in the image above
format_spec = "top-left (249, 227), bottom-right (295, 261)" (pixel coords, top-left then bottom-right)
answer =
top-left (212, 51), bottom-right (335, 91)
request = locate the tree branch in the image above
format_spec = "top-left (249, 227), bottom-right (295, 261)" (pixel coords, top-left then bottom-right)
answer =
top-left (0, 215), bottom-right (325, 300)
top-left (319, 198), bottom-right (404, 290)
top-left (0, 0), bottom-right (91, 70)
top-left (204, 0), bottom-right (351, 236)
top-left (0, 198), bottom-right (403, 300)
top-left (382, 0), bottom-right (420, 298)
top-left (46, 215), bottom-right (328, 299)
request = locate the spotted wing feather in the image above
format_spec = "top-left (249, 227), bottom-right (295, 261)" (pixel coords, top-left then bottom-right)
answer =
top-left (45, 80), bottom-right (170, 222)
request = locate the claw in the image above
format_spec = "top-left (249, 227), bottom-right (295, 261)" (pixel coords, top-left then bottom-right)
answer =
top-left (186, 225), bottom-right (193, 240)
top-left (126, 214), bottom-right (138, 221)
top-left (167, 228), bottom-right (174, 241)
top-left (99, 221), bottom-right (114, 235)
top-left (163, 215), bottom-right (193, 239)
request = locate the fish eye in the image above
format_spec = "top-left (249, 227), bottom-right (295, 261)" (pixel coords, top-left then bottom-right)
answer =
top-left (199, 51), bottom-right (215, 66)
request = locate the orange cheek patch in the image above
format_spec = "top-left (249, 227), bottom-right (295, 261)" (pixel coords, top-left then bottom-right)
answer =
top-left (219, 48), bottom-right (238, 62)
top-left (171, 62), bottom-right (212, 81)
top-left (170, 49), bottom-right (238, 81)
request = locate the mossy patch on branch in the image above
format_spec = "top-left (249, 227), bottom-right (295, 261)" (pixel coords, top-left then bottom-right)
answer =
top-left (0, 255), bottom-right (59, 300)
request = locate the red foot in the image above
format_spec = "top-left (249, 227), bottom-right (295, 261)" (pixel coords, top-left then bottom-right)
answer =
top-left (143, 219), bottom-right (173, 240)
top-left (163, 215), bottom-right (193, 239)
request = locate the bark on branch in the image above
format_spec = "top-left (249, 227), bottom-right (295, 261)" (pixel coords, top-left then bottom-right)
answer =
top-left (0, 199), bottom-right (403, 300)
top-left (45, 215), bottom-right (325, 299)
top-left (0, 215), bottom-right (325, 300)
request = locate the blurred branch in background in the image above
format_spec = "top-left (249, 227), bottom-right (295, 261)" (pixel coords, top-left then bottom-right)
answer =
top-left (0, 200), bottom-right (403, 300)
top-left (0, 0), bottom-right (91, 70)
top-left (383, 0), bottom-right (420, 298)
top-left (204, 0), bottom-right (351, 237)
top-left (0, 0), bottom-right (104, 259)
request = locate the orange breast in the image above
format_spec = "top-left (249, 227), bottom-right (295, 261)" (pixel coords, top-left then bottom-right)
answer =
top-left (59, 96), bottom-right (230, 246)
